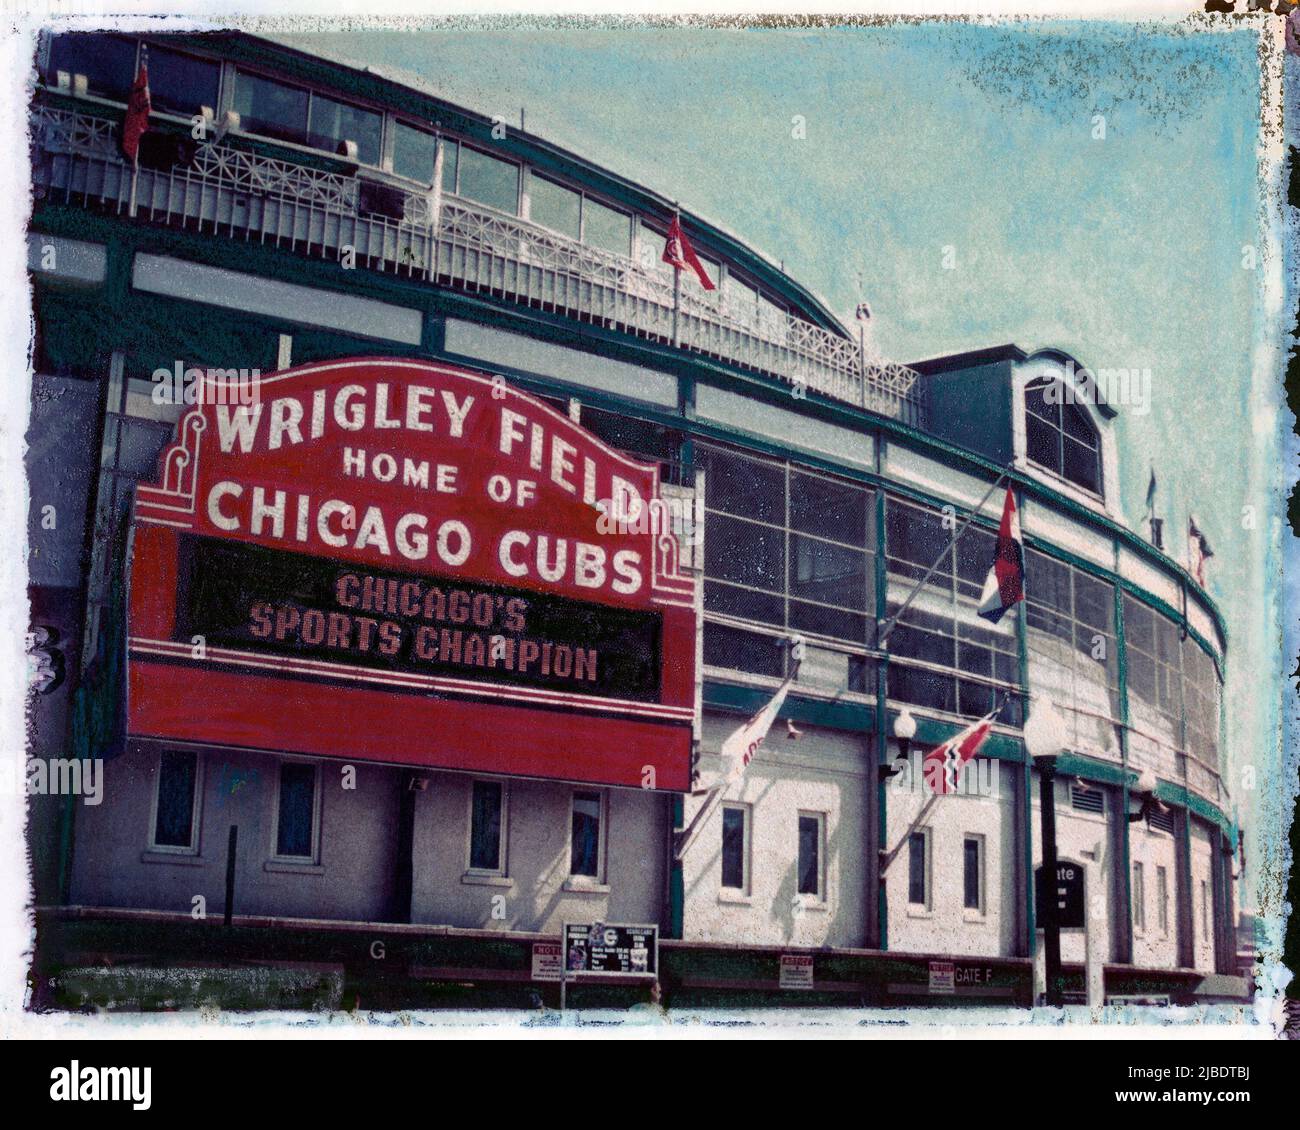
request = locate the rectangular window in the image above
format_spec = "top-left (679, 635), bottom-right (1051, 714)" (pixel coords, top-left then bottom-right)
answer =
top-left (457, 145), bottom-right (519, 215)
top-left (529, 174), bottom-right (581, 240)
top-left (1200, 879), bottom-right (1209, 940)
top-left (392, 121), bottom-right (438, 183)
top-left (582, 198), bottom-right (632, 257)
top-left (1157, 865), bottom-right (1169, 935)
top-left (720, 804), bottom-right (749, 892)
top-left (797, 812), bottom-right (824, 899)
top-left (146, 44), bottom-right (220, 117)
top-left (48, 33), bottom-right (137, 100)
top-left (468, 780), bottom-right (506, 874)
top-left (570, 790), bottom-right (603, 878)
top-left (908, 830), bottom-right (928, 906)
top-left (963, 835), bottom-right (984, 912)
top-left (275, 761), bottom-right (319, 860)
top-left (1132, 862), bottom-right (1146, 933)
top-left (152, 749), bottom-right (199, 851)
top-left (307, 92), bottom-right (382, 165)
top-left (233, 71), bottom-right (309, 147)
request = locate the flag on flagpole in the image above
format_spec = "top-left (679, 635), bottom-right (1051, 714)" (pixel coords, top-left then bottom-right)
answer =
top-left (716, 653), bottom-right (800, 789)
top-left (976, 487), bottom-right (1024, 624)
top-left (121, 52), bottom-right (152, 162)
top-left (1145, 466), bottom-right (1157, 512)
top-left (1188, 514), bottom-right (1213, 585)
top-left (922, 708), bottom-right (998, 795)
top-left (663, 214), bottom-right (716, 291)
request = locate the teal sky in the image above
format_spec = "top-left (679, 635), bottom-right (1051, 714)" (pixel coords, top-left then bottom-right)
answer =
top-left (275, 20), bottom-right (1285, 909)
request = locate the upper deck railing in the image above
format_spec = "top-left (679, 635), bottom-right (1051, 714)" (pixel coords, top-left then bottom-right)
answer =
top-left (31, 99), bottom-right (927, 428)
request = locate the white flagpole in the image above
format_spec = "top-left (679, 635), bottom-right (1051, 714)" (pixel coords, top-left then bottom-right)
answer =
top-left (128, 152), bottom-right (140, 218)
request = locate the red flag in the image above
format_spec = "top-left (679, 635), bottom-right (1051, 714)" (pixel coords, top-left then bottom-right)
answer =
top-left (922, 712), bottom-right (996, 795)
top-left (977, 488), bottom-right (1024, 623)
top-left (121, 58), bottom-right (151, 162)
top-left (662, 215), bottom-right (715, 291)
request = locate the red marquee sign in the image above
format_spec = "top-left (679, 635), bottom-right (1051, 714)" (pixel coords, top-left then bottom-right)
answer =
top-left (127, 357), bottom-right (697, 790)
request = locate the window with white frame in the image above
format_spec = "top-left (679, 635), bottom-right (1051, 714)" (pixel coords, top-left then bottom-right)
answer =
top-left (1157, 865), bottom-right (1169, 936)
top-left (569, 790), bottom-right (605, 880)
top-left (1132, 861), bottom-right (1146, 933)
top-left (796, 811), bottom-right (825, 901)
top-left (467, 779), bottom-right (508, 875)
top-left (720, 803), bottom-right (751, 893)
top-left (150, 749), bottom-right (201, 853)
top-left (1024, 376), bottom-right (1103, 497)
top-left (273, 760), bottom-right (321, 862)
top-left (963, 834), bottom-right (985, 913)
top-left (908, 828), bottom-right (930, 908)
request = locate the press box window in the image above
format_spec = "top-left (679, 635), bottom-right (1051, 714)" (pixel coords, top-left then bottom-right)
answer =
top-left (307, 93), bottom-right (381, 165)
top-left (392, 121), bottom-right (438, 183)
top-left (721, 804), bottom-right (750, 892)
top-left (570, 791), bottom-right (604, 879)
top-left (233, 72), bottom-right (309, 147)
top-left (797, 812), bottom-right (825, 900)
top-left (468, 780), bottom-right (506, 874)
top-left (152, 749), bottom-right (200, 852)
top-left (275, 761), bottom-right (319, 861)
top-left (47, 33), bottom-right (137, 100)
top-left (456, 145), bottom-right (520, 215)
top-left (145, 45), bottom-right (220, 118)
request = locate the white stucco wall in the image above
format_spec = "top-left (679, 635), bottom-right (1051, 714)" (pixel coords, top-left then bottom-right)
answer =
top-left (1127, 820), bottom-right (1180, 969)
top-left (680, 712), bottom-right (871, 949)
top-left (886, 754), bottom-right (1019, 958)
top-left (1190, 820), bottom-right (1216, 973)
top-left (409, 772), bottom-right (670, 933)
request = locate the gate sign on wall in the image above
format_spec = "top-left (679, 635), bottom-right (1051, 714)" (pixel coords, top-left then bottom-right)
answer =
top-left (127, 358), bottom-right (697, 790)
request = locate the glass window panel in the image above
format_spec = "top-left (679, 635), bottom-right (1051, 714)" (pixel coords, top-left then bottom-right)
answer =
top-left (698, 446), bottom-right (784, 524)
top-left (154, 750), bottom-right (197, 848)
top-left (704, 514), bottom-right (784, 591)
top-left (530, 175), bottom-right (581, 240)
top-left (886, 500), bottom-right (952, 579)
top-left (1024, 379), bottom-right (1057, 424)
top-left (789, 471), bottom-right (867, 544)
top-left (1061, 401), bottom-right (1098, 446)
top-left (392, 121), bottom-right (438, 183)
top-left (1124, 596), bottom-right (1154, 654)
top-left (308, 93), bottom-right (381, 164)
top-left (908, 833), bottom-right (926, 904)
top-left (469, 781), bottom-right (503, 871)
top-left (789, 534), bottom-right (867, 608)
top-left (889, 663), bottom-right (957, 715)
top-left (582, 198), bottom-right (631, 257)
top-left (1025, 413), bottom-right (1060, 473)
top-left (797, 815), bottom-right (820, 896)
top-left (724, 274), bottom-right (759, 326)
top-left (703, 581), bottom-right (784, 627)
top-left (458, 146), bottom-right (519, 214)
top-left (955, 526), bottom-right (996, 595)
top-left (964, 839), bottom-right (980, 909)
top-left (49, 34), bottom-right (137, 99)
top-left (234, 71), bottom-right (309, 146)
top-left (1073, 573), bottom-right (1112, 631)
top-left (702, 625), bottom-right (784, 677)
top-left (276, 763), bottom-right (316, 858)
top-left (147, 45), bottom-right (220, 117)
top-left (570, 792), bottom-right (601, 876)
top-left (788, 599), bottom-right (867, 644)
top-left (1062, 436), bottom-right (1100, 494)
top-left (721, 808), bottom-right (745, 890)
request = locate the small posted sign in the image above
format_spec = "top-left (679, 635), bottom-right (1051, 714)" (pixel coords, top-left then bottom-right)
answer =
top-left (928, 960), bottom-right (956, 994)
top-left (779, 954), bottom-right (814, 990)
top-left (531, 942), bottom-right (562, 983)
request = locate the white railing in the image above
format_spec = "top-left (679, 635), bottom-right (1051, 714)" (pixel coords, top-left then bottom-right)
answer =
top-left (32, 102), bottom-right (927, 426)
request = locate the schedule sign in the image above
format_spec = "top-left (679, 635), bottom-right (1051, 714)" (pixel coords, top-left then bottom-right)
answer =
top-left (563, 923), bottom-right (658, 977)
top-left (127, 358), bottom-right (697, 789)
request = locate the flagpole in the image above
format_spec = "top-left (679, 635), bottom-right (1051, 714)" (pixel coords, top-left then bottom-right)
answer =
top-left (670, 204), bottom-right (682, 347)
top-left (128, 153), bottom-right (139, 218)
top-left (877, 463), bottom-right (1015, 647)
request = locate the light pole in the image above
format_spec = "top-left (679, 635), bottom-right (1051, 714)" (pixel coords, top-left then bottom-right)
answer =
top-left (1024, 699), bottom-right (1068, 1007)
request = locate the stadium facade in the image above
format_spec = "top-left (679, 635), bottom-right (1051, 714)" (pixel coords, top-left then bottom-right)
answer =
top-left (25, 29), bottom-right (1245, 1008)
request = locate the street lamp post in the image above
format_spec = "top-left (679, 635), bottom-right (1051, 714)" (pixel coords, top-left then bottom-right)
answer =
top-left (1024, 700), bottom-right (1068, 1007)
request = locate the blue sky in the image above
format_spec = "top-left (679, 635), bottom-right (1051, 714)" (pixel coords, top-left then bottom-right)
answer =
top-left (276, 20), bottom-right (1286, 906)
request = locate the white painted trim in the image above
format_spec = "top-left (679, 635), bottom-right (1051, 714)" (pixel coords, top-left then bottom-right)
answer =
top-left (269, 757), bottom-right (323, 865)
